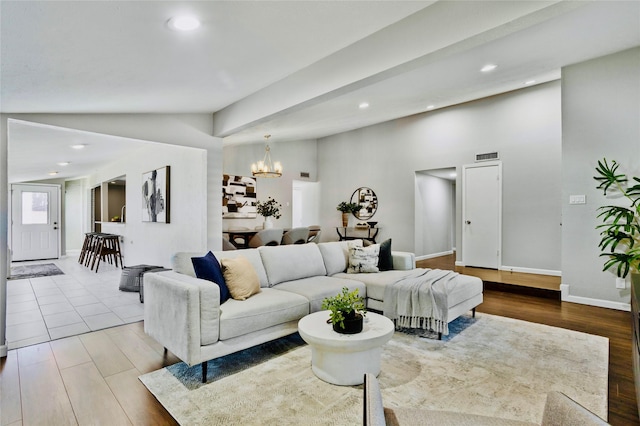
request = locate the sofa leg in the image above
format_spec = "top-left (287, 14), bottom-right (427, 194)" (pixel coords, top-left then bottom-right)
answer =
top-left (438, 332), bottom-right (442, 340)
top-left (202, 362), bottom-right (208, 383)
top-left (472, 307), bottom-right (476, 318)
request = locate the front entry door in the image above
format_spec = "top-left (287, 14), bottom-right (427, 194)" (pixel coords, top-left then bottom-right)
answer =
top-left (462, 162), bottom-right (501, 269)
top-left (11, 184), bottom-right (60, 261)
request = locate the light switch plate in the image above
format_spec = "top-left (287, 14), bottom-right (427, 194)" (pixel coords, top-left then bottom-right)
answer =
top-left (569, 195), bottom-right (586, 204)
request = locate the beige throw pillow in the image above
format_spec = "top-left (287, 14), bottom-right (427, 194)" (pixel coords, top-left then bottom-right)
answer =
top-left (220, 256), bottom-right (261, 300)
top-left (347, 242), bottom-right (380, 273)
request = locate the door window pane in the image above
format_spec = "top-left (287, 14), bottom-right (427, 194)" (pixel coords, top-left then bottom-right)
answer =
top-left (22, 191), bottom-right (49, 224)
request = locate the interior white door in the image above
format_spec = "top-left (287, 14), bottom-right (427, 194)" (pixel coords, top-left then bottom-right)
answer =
top-left (462, 163), bottom-right (501, 269)
top-left (11, 184), bottom-right (60, 261)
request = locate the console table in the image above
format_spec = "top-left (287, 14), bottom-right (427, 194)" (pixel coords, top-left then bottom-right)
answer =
top-left (336, 226), bottom-right (380, 243)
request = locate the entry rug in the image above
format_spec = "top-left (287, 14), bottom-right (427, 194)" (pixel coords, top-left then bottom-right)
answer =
top-left (139, 314), bottom-right (608, 425)
top-left (9, 263), bottom-right (64, 280)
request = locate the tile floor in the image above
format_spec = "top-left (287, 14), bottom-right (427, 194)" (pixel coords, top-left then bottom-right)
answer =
top-left (6, 254), bottom-right (143, 350)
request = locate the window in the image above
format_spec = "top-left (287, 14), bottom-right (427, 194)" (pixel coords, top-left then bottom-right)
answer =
top-left (22, 191), bottom-right (49, 224)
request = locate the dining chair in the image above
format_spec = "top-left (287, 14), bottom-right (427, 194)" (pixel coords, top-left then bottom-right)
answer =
top-left (282, 227), bottom-right (310, 245)
top-left (248, 228), bottom-right (284, 248)
top-left (307, 226), bottom-right (322, 243)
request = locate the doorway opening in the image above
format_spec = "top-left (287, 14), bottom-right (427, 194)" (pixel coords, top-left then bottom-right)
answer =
top-left (414, 168), bottom-right (456, 260)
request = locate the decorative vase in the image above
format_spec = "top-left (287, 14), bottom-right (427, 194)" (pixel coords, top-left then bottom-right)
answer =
top-left (264, 216), bottom-right (274, 229)
top-left (333, 312), bottom-right (363, 334)
top-left (341, 213), bottom-right (349, 228)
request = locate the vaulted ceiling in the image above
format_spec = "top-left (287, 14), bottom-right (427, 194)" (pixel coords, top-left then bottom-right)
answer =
top-left (2, 1), bottom-right (639, 182)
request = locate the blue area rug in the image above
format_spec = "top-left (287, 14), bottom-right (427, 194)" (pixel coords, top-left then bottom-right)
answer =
top-left (166, 314), bottom-right (478, 389)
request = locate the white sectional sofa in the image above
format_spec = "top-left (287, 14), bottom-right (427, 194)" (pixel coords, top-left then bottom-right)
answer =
top-left (144, 241), bottom-right (483, 382)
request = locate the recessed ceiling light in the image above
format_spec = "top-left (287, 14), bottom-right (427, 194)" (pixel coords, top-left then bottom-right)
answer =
top-left (48, 171), bottom-right (59, 176)
top-left (480, 64), bottom-right (498, 72)
top-left (359, 102), bottom-right (370, 109)
top-left (524, 80), bottom-right (536, 85)
top-left (426, 105), bottom-right (435, 110)
top-left (70, 144), bottom-right (86, 149)
top-left (167, 15), bottom-right (201, 31)
top-left (57, 162), bottom-right (70, 166)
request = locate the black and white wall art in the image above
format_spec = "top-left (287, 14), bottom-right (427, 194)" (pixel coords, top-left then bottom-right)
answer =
top-left (142, 166), bottom-right (170, 223)
top-left (223, 175), bottom-right (257, 218)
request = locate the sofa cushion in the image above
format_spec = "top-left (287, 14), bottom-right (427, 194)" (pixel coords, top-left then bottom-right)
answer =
top-left (273, 275), bottom-right (366, 313)
top-left (446, 274), bottom-right (483, 308)
top-left (259, 244), bottom-right (327, 286)
top-left (221, 256), bottom-right (261, 301)
top-left (219, 288), bottom-right (309, 340)
top-left (348, 243), bottom-right (380, 274)
top-left (318, 240), bottom-right (362, 275)
top-left (172, 250), bottom-right (270, 288)
top-left (191, 251), bottom-right (230, 303)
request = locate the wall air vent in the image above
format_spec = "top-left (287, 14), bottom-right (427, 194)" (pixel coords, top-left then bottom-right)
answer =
top-left (300, 172), bottom-right (310, 178)
top-left (475, 152), bottom-right (499, 162)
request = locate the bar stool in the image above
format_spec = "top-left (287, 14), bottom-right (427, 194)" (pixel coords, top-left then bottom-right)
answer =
top-left (78, 232), bottom-right (98, 265)
top-left (89, 234), bottom-right (124, 272)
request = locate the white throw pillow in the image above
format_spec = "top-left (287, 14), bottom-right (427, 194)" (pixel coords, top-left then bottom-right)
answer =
top-left (347, 242), bottom-right (380, 273)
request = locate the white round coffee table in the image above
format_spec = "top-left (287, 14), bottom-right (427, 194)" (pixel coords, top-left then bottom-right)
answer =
top-left (298, 310), bottom-right (394, 386)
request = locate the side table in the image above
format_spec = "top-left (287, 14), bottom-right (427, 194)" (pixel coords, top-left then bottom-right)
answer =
top-left (298, 310), bottom-right (394, 386)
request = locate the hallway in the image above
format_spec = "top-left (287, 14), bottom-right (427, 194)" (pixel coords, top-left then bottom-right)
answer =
top-left (6, 255), bottom-right (141, 350)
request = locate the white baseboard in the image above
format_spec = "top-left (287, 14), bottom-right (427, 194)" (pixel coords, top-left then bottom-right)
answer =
top-left (415, 250), bottom-right (454, 261)
top-left (560, 284), bottom-right (630, 311)
top-left (499, 265), bottom-right (561, 277)
top-left (455, 261), bottom-right (464, 267)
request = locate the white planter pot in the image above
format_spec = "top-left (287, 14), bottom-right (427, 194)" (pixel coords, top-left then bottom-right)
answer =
top-left (264, 217), bottom-right (274, 229)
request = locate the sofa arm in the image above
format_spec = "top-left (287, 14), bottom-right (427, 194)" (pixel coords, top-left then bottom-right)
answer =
top-left (392, 251), bottom-right (415, 270)
top-left (144, 271), bottom-right (220, 366)
top-left (363, 373), bottom-right (387, 426)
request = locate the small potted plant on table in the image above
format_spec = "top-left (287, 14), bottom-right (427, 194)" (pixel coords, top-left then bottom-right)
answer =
top-left (322, 287), bottom-right (366, 334)
top-left (336, 201), bottom-right (360, 227)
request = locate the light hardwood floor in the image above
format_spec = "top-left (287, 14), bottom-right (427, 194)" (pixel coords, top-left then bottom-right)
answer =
top-left (1, 272), bottom-right (637, 425)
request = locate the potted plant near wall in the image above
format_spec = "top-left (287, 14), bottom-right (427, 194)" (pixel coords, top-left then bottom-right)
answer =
top-left (256, 197), bottom-right (282, 229)
top-left (594, 159), bottom-right (640, 283)
top-left (321, 287), bottom-right (366, 334)
top-left (336, 201), bottom-right (360, 227)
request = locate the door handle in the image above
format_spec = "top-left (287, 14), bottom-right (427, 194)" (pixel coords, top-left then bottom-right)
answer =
top-left (465, 220), bottom-right (471, 225)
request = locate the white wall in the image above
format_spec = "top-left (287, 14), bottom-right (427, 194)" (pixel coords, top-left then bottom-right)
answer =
top-left (223, 139), bottom-right (318, 230)
top-left (415, 172), bottom-right (455, 258)
top-left (64, 178), bottom-right (88, 252)
top-left (89, 143), bottom-right (207, 266)
top-left (318, 81), bottom-right (562, 273)
top-left (561, 47), bottom-right (640, 307)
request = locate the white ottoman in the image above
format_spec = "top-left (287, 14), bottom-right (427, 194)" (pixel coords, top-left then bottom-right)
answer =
top-left (298, 310), bottom-right (394, 386)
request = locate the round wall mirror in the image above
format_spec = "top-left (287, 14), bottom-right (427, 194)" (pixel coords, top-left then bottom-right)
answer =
top-left (350, 187), bottom-right (378, 220)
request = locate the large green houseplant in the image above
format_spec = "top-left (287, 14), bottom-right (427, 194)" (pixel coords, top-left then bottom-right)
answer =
top-left (594, 159), bottom-right (640, 278)
top-left (321, 287), bottom-right (366, 334)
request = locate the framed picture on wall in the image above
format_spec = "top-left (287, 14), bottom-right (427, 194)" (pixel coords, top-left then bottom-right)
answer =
top-left (222, 174), bottom-right (257, 218)
top-left (142, 166), bottom-right (170, 223)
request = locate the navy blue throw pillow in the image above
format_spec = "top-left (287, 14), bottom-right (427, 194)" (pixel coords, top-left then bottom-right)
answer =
top-left (191, 251), bottom-right (230, 303)
top-left (378, 239), bottom-right (393, 271)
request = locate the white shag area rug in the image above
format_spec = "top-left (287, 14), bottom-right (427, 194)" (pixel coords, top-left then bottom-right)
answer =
top-left (139, 313), bottom-right (608, 425)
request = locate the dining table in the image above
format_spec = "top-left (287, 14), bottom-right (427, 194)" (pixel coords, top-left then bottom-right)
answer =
top-left (226, 229), bottom-right (259, 249)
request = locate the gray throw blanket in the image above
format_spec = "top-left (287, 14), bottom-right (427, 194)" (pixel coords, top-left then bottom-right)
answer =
top-left (383, 268), bottom-right (459, 335)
